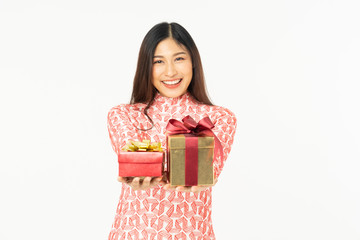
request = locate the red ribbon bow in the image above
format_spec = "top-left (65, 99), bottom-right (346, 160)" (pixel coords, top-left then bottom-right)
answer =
top-left (166, 115), bottom-right (223, 164)
top-left (166, 115), bottom-right (223, 186)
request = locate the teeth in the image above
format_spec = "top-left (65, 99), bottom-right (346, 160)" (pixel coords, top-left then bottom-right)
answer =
top-left (163, 79), bottom-right (182, 85)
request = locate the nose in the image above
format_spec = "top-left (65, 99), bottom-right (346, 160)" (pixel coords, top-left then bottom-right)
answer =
top-left (165, 62), bottom-right (177, 77)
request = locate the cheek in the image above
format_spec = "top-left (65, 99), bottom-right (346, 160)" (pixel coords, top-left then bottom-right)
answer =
top-left (152, 67), bottom-right (162, 81)
top-left (182, 68), bottom-right (193, 89)
top-left (183, 63), bottom-right (193, 78)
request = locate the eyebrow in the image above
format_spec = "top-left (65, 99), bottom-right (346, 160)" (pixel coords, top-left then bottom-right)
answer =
top-left (153, 51), bottom-right (187, 58)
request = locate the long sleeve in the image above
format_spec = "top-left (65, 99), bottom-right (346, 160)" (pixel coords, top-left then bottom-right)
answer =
top-left (107, 105), bottom-right (136, 155)
top-left (208, 107), bottom-right (237, 179)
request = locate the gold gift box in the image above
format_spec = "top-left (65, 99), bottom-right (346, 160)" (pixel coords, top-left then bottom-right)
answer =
top-left (167, 134), bottom-right (214, 186)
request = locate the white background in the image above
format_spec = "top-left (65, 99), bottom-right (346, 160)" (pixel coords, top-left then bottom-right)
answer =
top-left (1, 0), bottom-right (359, 239)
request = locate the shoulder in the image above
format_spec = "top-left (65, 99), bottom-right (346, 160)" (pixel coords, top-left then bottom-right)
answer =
top-left (211, 105), bottom-right (236, 117)
top-left (107, 103), bottom-right (145, 123)
top-left (207, 105), bottom-right (237, 126)
top-left (107, 103), bottom-right (145, 118)
top-left (107, 104), bottom-right (128, 120)
top-left (209, 105), bottom-right (236, 119)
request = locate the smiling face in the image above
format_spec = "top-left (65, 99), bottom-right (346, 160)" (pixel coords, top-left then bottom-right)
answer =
top-left (151, 38), bottom-right (193, 98)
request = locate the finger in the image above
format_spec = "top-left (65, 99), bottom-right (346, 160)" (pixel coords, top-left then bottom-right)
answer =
top-left (152, 177), bottom-right (163, 186)
top-left (125, 177), bottom-right (134, 183)
top-left (117, 176), bottom-right (127, 183)
top-left (191, 186), bottom-right (199, 193)
top-left (142, 177), bottom-right (152, 189)
top-left (176, 186), bottom-right (192, 192)
top-left (163, 184), bottom-right (176, 191)
top-left (191, 186), bottom-right (207, 193)
top-left (131, 177), bottom-right (141, 190)
top-left (158, 179), bottom-right (168, 186)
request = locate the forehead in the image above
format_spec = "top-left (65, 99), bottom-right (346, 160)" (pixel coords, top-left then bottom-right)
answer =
top-left (154, 38), bottom-right (189, 55)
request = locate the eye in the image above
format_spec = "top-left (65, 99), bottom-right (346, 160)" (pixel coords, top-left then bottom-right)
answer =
top-left (175, 57), bottom-right (185, 61)
top-left (153, 60), bottom-right (163, 64)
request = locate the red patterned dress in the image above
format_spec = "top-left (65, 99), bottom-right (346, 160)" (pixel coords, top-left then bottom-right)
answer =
top-left (107, 92), bottom-right (237, 240)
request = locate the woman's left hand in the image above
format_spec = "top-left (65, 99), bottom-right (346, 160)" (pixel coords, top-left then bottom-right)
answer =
top-left (118, 176), bottom-right (162, 191)
top-left (160, 178), bottom-right (218, 193)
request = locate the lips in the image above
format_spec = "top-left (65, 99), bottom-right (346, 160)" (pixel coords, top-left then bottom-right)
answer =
top-left (162, 78), bottom-right (182, 85)
top-left (161, 78), bottom-right (183, 89)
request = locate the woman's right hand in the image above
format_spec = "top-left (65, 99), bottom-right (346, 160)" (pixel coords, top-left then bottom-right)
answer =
top-left (117, 176), bottom-right (163, 191)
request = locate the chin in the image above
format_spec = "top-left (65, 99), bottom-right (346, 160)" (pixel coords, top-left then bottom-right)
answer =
top-left (160, 90), bottom-right (186, 98)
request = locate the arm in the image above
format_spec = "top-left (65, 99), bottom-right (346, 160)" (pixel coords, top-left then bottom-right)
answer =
top-left (107, 105), bottom-right (163, 190)
top-left (209, 107), bottom-right (237, 179)
top-left (162, 107), bottom-right (237, 193)
top-left (107, 105), bottom-right (133, 155)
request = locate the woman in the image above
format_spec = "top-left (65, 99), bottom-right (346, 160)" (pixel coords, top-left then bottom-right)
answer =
top-left (107, 22), bottom-right (237, 239)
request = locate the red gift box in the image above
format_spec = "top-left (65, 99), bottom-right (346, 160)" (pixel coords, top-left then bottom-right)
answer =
top-left (118, 152), bottom-right (164, 177)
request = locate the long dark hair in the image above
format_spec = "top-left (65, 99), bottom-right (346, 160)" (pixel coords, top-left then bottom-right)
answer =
top-left (130, 22), bottom-right (213, 130)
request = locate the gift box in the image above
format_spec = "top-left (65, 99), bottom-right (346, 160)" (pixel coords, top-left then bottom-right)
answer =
top-left (167, 134), bottom-right (214, 186)
top-left (118, 140), bottom-right (164, 177)
top-left (118, 152), bottom-right (164, 177)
